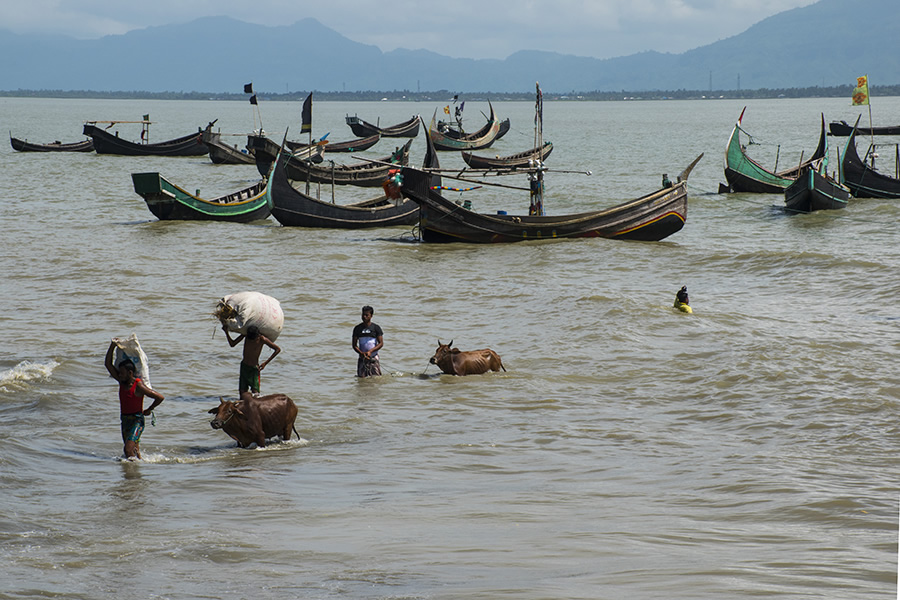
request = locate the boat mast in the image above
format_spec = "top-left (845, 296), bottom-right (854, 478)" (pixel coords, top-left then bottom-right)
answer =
top-left (529, 82), bottom-right (545, 216)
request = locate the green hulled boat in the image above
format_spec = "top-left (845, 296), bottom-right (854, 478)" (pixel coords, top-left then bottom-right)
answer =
top-left (722, 108), bottom-right (826, 193)
top-left (130, 173), bottom-right (271, 222)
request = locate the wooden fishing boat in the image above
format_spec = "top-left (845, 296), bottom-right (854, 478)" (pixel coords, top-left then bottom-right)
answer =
top-left (247, 134), bottom-right (326, 177)
top-left (266, 147), bottom-right (419, 229)
top-left (401, 162), bottom-right (698, 243)
top-left (345, 114), bottom-right (420, 138)
top-left (839, 123), bottom-right (900, 199)
top-left (461, 142), bottom-right (553, 170)
top-left (403, 108), bottom-right (702, 243)
top-left (721, 108), bottom-right (826, 193)
top-left (130, 172), bottom-right (270, 222)
top-left (829, 120), bottom-right (900, 136)
top-left (253, 137), bottom-right (413, 187)
top-left (84, 119), bottom-right (212, 156)
top-left (10, 135), bottom-right (94, 152)
top-left (429, 102), bottom-right (501, 151)
top-left (784, 162), bottom-right (850, 213)
top-left (495, 118), bottom-right (511, 142)
top-left (317, 133), bottom-right (380, 153)
top-left (201, 126), bottom-right (255, 165)
top-left (286, 133), bottom-right (380, 154)
top-left (439, 117), bottom-right (509, 146)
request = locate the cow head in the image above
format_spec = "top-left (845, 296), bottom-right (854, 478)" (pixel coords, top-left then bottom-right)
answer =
top-left (208, 398), bottom-right (243, 429)
top-left (430, 339), bottom-right (454, 365)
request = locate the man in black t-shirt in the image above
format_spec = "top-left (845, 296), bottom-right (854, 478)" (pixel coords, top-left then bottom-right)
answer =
top-left (352, 305), bottom-right (383, 377)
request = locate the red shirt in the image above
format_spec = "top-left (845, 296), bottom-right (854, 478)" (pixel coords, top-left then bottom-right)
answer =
top-left (119, 378), bottom-right (144, 415)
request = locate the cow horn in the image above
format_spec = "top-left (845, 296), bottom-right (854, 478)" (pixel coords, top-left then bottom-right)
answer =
top-left (448, 339), bottom-right (453, 348)
top-left (437, 339), bottom-right (442, 346)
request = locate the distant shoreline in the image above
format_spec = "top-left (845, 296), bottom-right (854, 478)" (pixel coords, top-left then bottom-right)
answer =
top-left (2, 85), bottom-right (899, 102)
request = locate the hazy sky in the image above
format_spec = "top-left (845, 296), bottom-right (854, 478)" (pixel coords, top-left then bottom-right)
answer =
top-left (0, 0), bottom-right (818, 60)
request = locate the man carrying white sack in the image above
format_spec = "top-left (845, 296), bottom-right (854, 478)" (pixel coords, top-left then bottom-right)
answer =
top-left (224, 325), bottom-right (281, 395)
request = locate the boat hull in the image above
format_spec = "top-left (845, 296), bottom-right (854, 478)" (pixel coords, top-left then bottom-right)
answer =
top-left (10, 136), bottom-right (94, 152)
top-left (829, 120), bottom-right (900, 136)
top-left (429, 102), bottom-right (502, 151)
top-left (840, 129), bottom-right (900, 199)
top-left (345, 115), bottom-right (420, 138)
top-left (252, 137), bottom-right (412, 187)
top-left (784, 166), bottom-right (850, 213)
top-left (131, 173), bottom-right (270, 222)
top-left (266, 151), bottom-right (418, 228)
top-left (400, 166), bottom-right (688, 244)
top-left (462, 142), bottom-right (552, 170)
top-left (85, 123), bottom-right (208, 156)
top-left (722, 110), bottom-right (826, 193)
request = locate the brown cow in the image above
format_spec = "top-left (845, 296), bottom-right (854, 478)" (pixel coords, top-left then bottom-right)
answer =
top-left (208, 392), bottom-right (299, 448)
top-left (429, 339), bottom-right (506, 376)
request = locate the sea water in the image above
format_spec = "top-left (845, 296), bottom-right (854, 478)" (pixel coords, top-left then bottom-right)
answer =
top-left (0, 95), bottom-right (897, 599)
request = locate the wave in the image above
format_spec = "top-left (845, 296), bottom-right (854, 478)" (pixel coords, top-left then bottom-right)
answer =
top-left (0, 360), bottom-right (59, 391)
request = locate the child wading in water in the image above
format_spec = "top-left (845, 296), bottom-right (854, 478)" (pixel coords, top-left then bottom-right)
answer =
top-left (105, 340), bottom-right (165, 460)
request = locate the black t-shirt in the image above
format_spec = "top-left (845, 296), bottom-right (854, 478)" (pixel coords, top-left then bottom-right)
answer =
top-left (353, 322), bottom-right (383, 353)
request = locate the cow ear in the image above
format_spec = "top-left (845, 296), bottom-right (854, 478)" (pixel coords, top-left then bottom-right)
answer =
top-left (207, 406), bottom-right (218, 414)
top-left (234, 406), bottom-right (244, 416)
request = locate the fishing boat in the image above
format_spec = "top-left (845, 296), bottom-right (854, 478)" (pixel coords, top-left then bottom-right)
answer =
top-left (10, 135), bottom-right (94, 152)
top-left (429, 102), bottom-right (501, 151)
top-left (130, 172), bottom-right (271, 222)
top-left (402, 157), bottom-right (699, 243)
top-left (721, 108), bottom-right (826, 193)
top-left (84, 119), bottom-right (212, 156)
top-left (265, 147), bottom-right (419, 229)
top-left (402, 89), bottom-right (702, 244)
top-left (345, 114), bottom-right (420, 138)
top-left (495, 118), bottom-right (511, 142)
top-left (461, 142), bottom-right (553, 170)
top-left (829, 120), bottom-right (900, 136)
top-left (202, 125), bottom-right (255, 165)
top-left (839, 120), bottom-right (900, 199)
top-left (783, 162), bottom-right (850, 213)
top-left (438, 117), bottom-right (509, 146)
top-left (252, 137), bottom-right (413, 187)
top-left (314, 133), bottom-right (381, 153)
top-left (247, 134), bottom-right (326, 177)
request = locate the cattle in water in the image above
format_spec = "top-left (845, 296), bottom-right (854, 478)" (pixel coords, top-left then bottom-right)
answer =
top-left (208, 392), bottom-right (299, 448)
top-left (429, 340), bottom-right (506, 376)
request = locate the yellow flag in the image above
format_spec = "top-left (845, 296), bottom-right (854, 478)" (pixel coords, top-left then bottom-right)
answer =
top-left (852, 75), bottom-right (869, 106)
top-left (443, 105), bottom-right (450, 115)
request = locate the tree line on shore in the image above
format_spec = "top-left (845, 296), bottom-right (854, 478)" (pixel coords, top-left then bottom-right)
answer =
top-left (3, 84), bottom-right (898, 102)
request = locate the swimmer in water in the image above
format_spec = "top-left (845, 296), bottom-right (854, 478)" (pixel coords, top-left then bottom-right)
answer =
top-left (674, 285), bottom-right (692, 313)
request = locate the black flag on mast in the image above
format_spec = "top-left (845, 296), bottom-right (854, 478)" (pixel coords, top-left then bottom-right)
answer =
top-left (301, 93), bottom-right (312, 133)
top-left (249, 94), bottom-right (258, 105)
top-left (244, 83), bottom-right (253, 94)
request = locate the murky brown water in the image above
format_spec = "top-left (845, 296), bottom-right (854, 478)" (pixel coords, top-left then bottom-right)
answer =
top-left (1, 95), bottom-right (897, 599)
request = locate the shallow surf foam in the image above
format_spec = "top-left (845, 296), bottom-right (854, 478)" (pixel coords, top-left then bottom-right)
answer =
top-left (0, 360), bottom-right (59, 390)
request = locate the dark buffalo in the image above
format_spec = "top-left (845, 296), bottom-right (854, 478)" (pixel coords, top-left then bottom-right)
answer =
top-left (208, 392), bottom-right (299, 448)
top-left (430, 339), bottom-right (506, 376)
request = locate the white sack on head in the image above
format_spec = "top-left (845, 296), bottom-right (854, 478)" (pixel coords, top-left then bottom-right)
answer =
top-left (112, 333), bottom-right (151, 388)
top-left (215, 291), bottom-right (284, 341)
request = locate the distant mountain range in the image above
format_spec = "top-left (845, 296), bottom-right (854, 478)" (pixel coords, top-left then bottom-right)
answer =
top-left (1, 0), bottom-right (897, 94)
